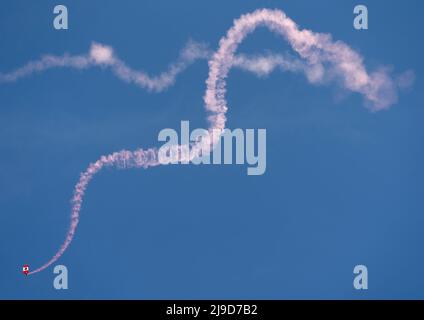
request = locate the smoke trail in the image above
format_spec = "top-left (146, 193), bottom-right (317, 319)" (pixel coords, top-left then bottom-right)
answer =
top-left (0, 40), bottom-right (211, 92)
top-left (20, 8), bottom-right (410, 274)
top-left (232, 52), bottom-right (306, 77)
top-left (204, 7), bottom-right (409, 140)
top-left (0, 40), bottom-right (311, 92)
top-left (29, 148), bottom-right (160, 274)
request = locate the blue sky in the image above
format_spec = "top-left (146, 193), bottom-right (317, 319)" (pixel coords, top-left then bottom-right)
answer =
top-left (0, 0), bottom-right (423, 299)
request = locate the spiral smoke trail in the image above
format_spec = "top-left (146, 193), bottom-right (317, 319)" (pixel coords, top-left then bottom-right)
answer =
top-left (11, 8), bottom-right (410, 275)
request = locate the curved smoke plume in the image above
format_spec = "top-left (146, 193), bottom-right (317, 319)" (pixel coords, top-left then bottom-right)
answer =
top-left (1, 9), bottom-right (411, 274)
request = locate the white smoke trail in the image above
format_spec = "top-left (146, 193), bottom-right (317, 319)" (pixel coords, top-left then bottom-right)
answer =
top-left (232, 52), bottom-right (306, 77)
top-left (17, 8), bottom-right (410, 274)
top-left (0, 40), bottom-right (311, 92)
top-left (29, 148), bottom-right (159, 274)
top-left (0, 40), bottom-right (211, 92)
top-left (204, 8), bottom-right (410, 137)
